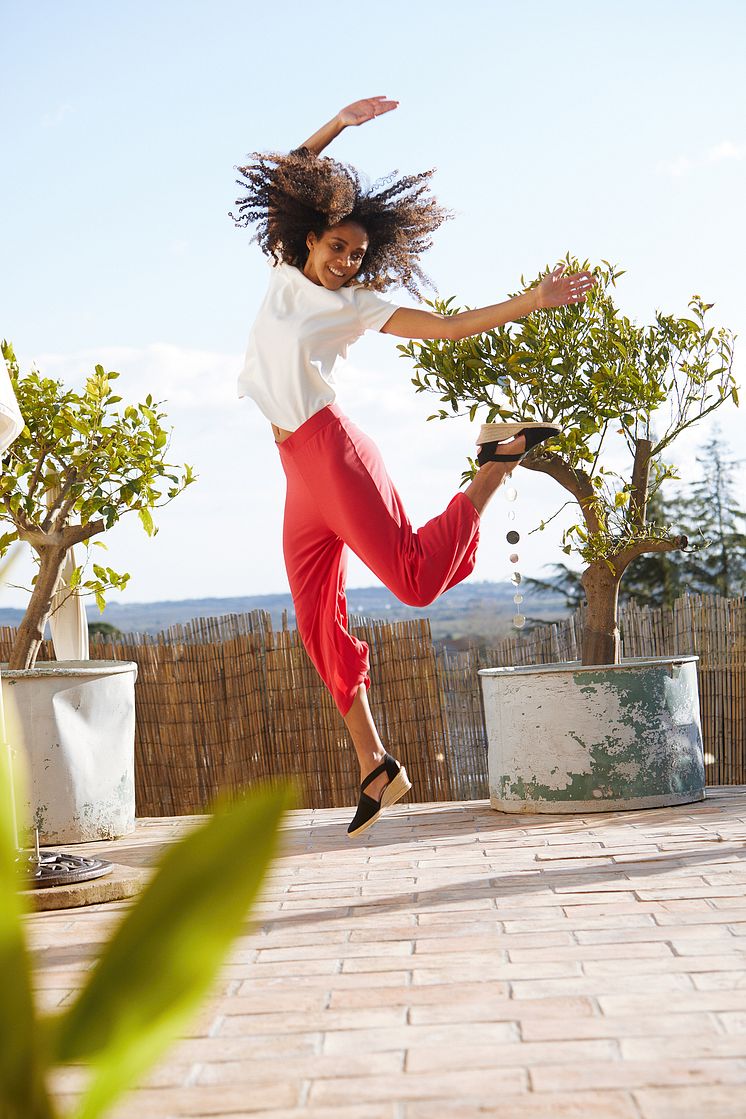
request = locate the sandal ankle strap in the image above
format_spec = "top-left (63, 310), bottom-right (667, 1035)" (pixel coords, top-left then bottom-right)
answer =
top-left (360, 753), bottom-right (400, 793)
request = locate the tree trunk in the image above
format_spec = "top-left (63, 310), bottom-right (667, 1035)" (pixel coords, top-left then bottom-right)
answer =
top-left (8, 546), bottom-right (67, 670)
top-left (580, 561), bottom-right (622, 665)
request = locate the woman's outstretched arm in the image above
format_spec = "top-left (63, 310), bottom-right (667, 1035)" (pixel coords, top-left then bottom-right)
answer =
top-left (381, 266), bottom-right (596, 341)
top-left (299, 97), bottom-right (398, 155)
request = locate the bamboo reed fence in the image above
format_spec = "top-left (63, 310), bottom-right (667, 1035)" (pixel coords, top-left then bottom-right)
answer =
top-left (1, 593), bottom-right (743, 813)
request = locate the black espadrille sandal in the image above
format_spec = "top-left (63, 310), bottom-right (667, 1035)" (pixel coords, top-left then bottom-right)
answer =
top-left (347, 753), bottom-right (412, 838)
top-left (476, 422), bottom-right (562, 467)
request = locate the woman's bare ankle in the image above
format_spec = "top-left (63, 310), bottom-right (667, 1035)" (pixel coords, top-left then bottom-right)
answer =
top-left (360, 750), bottom-right (386, 781)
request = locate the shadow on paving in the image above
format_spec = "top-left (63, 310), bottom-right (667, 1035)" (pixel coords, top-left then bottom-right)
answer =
top-left (30, 834), bottom-right (746, 972)
top-left (255, 852), bottom-right (746, 936)
top-left (31, 790), bottom-right (744, 968)
top-left (279, 793), bottom-right (746, 854)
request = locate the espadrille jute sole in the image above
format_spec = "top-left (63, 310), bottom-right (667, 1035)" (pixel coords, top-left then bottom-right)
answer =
top-left (476, 421), bottom-right (561, 446)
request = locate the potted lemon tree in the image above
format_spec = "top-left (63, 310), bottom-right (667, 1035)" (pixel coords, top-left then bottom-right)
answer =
top-left (401, 260), bottom-right (737, 812)
top-left (0, 342), bottom-right (194, 842)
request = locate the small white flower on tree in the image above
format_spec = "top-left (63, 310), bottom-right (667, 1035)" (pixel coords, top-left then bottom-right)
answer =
top-left (399, 258), bottom-right (738, 665)
top-left (0, 342), bottom-right (196, 671)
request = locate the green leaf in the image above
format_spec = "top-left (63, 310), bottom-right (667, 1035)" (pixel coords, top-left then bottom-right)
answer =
top-left (52, 783), bottom-right (291, 1119)
top-left (0, 530), bottom-right (19, 552)
top-left (138, 507), bottom-right (154, 536)
top-left (0, 742), bottom-right (58, 1118)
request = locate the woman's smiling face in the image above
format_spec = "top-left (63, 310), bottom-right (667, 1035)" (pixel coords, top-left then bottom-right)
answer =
top-left (303, 221), bottom-right (369, 289)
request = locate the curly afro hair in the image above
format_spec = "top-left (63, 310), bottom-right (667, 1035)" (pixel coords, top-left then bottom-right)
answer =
top-left (230, 147), bottom-right (451, 295)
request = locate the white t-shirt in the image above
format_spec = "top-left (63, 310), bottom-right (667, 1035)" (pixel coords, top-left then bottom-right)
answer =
top-left (238, 261), bottom-right (399, 431)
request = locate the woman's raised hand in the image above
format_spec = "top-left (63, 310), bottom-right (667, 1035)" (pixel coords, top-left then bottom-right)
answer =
top-left (338, 97), bottom-right (399, 127)
top-left (537, 265), bottom-right (596, 309)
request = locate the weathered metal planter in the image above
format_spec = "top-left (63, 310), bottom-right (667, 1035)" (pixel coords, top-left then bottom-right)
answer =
top-left (1, 659), bottom-right (138, 844)
top-left (480, 656), bottom-right (705, 813)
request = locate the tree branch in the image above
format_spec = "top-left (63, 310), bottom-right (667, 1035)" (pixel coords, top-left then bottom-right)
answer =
top-left (41, 467), bottom-right (78, 532)
top-left (653, 393), bottom-right (735, 458)
top-left (18, 519), bottom-right (106, 549)
top-left (629, 437), bottom-right (653, 528)
top-left (521, 452), bottom-right (602, 534)
top-left (613, 533), bottom-right (688, 576)
top-left (25, 447), bottom-right (51, 505)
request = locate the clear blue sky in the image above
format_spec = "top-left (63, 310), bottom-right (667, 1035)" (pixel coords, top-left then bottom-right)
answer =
top-left (1, 0), bottom-right (744, 608)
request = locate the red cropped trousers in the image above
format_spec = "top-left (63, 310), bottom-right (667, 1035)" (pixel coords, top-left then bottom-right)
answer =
top-left (278, 404), bottom-right (481, 716)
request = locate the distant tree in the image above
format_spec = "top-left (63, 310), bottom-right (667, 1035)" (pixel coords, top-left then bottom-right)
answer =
top-left (88, 621), bottom-right (124, 638)
top-left (671, 431), bottom-right (746, 597)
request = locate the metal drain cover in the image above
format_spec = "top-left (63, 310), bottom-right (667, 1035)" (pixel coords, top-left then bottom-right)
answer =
top-left (19, 850), bottom-right (114, 889)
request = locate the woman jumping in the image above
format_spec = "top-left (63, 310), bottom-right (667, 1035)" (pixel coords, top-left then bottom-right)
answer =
top-left (233, 97), bottom-right (594, 836)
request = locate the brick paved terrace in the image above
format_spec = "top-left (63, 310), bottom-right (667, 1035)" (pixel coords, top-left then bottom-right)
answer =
top-left (27, 786), bottom-right (746, 1118)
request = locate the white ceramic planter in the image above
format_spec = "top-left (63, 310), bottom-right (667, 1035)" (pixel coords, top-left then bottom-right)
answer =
top-left (479, 656), bottom-right (705, 813)
top-left (1, 659), bottom-right (138, 844)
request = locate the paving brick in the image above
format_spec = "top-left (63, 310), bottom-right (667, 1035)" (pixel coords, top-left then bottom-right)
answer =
top-left (254, 941), bottom-right (413, 962)
top-left (717, 1012), bottom-right (746, 1033)
top-left (621, 1034), bottom-right (746, 1059)
top-left (691, 969), bottom-right (746, 990)
top-left (195, 1050), bottom-right (403, 1083)
top-left (508, 941), bottom-right (673, 963)
top-left (531, 1058), bottom-right (746, 1092)
top-left (520, 1012), bottom-right (718, 1041)
top-left (406, 997), bottom-right (599, 1025)
top-left (584, 954), bottom-right (746, 976)
top-left (308, 1066), bottom-right (528, 1105)
top-left (405, 1037), bottom-right (618, 1072)
top-left (405, 1091), bottom-right (640, 1118)
top-left (60, 1081), bottom-right (302, 1116)
top-left (653, 909), bottom-right (746, 925)
top-left (194, 990), bottom-right (327, 1016)
top-left (344, 954), bottom-right (581, 979)
top-left (421, 905), bottom-right (564, 923)
top-left (503, 914), bottom-right (656, 933)
top-left (192, 1107), bottom-right (397, 1119)
top-left (574, 924), bottom-right (736, 944)
top-left (635, 886), bottom-right (746, 900)
top-left (635, 1084), bottom-right (746, 1117)
top-left (216, 1006), bottom-right (406, 1037)
top-left (510, 972), bottom-right (695, 999)
top-left (164, 1037), bottom-right (400, 1073)
top-left (322, 1021), bottom-right (517, 1055)
top-left (239, 970), bottom-right (413, 991)
top-left (327, 980), bottom-right (514, 1010)
top-left (412, 935), bottom-right (508, 955)
top-left (599, 989), bottom-right (746, 1016)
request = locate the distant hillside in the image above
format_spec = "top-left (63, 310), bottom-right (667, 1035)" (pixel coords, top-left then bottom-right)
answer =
top-left (0, 581), bottom-right (569, 647)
